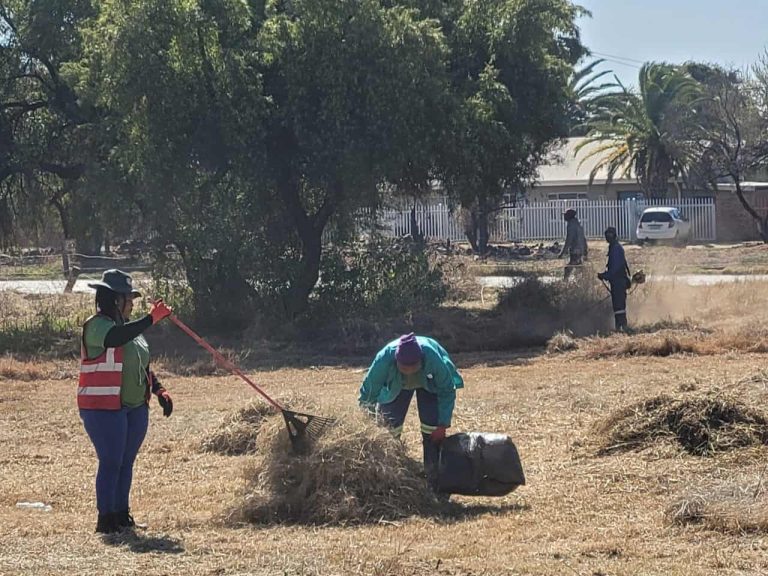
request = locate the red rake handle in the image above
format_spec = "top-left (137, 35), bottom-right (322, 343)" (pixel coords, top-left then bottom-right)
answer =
top-left (168, 315), bottom-right (285, 412)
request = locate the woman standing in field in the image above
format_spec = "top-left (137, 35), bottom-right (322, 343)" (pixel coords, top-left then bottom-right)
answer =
top-left (78, 269), bottom-right (173, 534)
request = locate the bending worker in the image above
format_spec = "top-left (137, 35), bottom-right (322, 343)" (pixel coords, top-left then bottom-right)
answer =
top-left (559, 208), bottom-right (588, 279)
top-left (79, 269), bottom-right (173, 534)
top-left (597, 227), bottom-right (629, 331)
top-left (359, 333), bottom-right (464, 490)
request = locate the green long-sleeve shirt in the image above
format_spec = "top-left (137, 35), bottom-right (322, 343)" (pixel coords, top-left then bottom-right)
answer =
top-left (358, 336), bottom-right (464, 426)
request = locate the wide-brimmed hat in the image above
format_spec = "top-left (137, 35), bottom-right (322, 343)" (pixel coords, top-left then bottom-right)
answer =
top-left (87, 269), bottom-right (141, 297)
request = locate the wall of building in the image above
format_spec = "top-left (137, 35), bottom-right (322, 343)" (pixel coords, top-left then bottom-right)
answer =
top-left (715, 190), bottom-right (768, 242)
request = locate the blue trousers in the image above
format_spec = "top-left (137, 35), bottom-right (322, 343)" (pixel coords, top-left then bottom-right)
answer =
top-left (80, 404), bottom-right (149, 514)
top-left (378, 389), bottom-right (440, 487)
top-left (610, 280), bottom-right (628, 331)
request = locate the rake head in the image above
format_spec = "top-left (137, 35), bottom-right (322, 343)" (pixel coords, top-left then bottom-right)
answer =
top-left (282, 410), bottom-right (335, 453)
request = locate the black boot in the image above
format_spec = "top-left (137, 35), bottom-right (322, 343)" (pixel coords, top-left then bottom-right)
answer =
top-left (422, 433), bottom-right (449, 503)
top-left (117, 509), bottom-right (147, 530)
top-left (95, 513), bottom-right (120, 534)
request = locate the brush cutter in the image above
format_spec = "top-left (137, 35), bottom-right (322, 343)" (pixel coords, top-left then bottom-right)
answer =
top-left (168, 315), bottom-right (334, 452)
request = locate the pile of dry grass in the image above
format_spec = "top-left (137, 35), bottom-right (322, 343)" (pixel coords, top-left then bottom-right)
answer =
top-left (585, 331), bottom-right (700, 359)
top-left (546, 331), bottom-right (578, 354)
top-left (228, 408), bottom-right (440, 525)
top-left (596, 394), bottom-right (768, 456)
top-left (667, 473), bottom-right (768, 533)
top-left (200, 402), bottom-right (275, 455)
top-left (583, 323), bottom-right (768, 359)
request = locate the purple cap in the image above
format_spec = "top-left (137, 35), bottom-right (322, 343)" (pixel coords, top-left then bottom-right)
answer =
top-left (395, 333), bottom-right (423, 365)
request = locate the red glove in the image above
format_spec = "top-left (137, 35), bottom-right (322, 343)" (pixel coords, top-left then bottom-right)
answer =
top-left (156, 389), bottom-right (173, 417)
top-left (430, 426), bottom-right (447, 444)
top-left (149, 299), bottom-right (172, 324)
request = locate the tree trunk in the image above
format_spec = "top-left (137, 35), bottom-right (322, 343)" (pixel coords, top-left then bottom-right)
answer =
top-left (280, 173), bottom-right (336, 318)
top-left (733, 180), bottom-right (768, 243)
top-left (462, 207), bottom-right (479, 253)
top-left (477, 198), bottom-right (490, 255)
top-left (409, 206), bottom-right (423, 244)
top-left (286, 226), bottom-right (323, 317)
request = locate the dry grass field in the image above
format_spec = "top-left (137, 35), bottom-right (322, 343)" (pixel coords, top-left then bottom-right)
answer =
top-left (3, 244), bottom-right (768, 575)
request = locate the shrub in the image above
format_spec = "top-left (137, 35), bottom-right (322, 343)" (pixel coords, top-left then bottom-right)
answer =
top-left (314, 237), bottom-right (447, 319)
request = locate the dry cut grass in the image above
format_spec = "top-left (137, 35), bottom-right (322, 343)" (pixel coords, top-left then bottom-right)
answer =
top-left (583, 325), bottom-right (768, 359)
top-left (228, 408), bottom-right (441, 526)
top-left (546, 330), bottom-right (578, 353)
top-left (595, 394), bottom-right (768, 456)
top-left (199, 401), bottom-right (275, 456)
top-left (668, 469), bottom-right (768, 534)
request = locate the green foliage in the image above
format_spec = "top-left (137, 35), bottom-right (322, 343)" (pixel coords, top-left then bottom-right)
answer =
top-left (438, 0), bottom-right (586, 252)
top-left (576, 62), bottom-right (701, 198)
top-left (566, 58), bottom-right (616, 136)
top-left (0, 302), bottom-right (86, 356)
top-left (3, 0), bottom-right (589, 328)
top-left (315, 238), bottom-right (447, 319)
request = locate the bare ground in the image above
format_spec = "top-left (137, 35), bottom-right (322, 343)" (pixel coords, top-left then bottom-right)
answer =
top-left (3, 246), bottom-right (768, 575)
top-left (3, 350), bottom-right (768, 575)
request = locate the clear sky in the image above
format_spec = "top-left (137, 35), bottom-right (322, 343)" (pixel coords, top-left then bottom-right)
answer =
top-left (576, 0), bottom-right (768, 86)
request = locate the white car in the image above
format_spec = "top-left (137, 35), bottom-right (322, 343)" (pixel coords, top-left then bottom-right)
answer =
top-left (636, 207), bottom-right (691, 244)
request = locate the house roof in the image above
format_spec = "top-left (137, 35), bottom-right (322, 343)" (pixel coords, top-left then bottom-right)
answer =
top-left (534, 138), bottom-right (768, 193)
top-left (534, 137), bottom-right (636, 187)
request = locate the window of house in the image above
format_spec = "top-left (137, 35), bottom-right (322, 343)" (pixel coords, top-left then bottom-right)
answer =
top-left (547, 192), bottom-right (588, 201)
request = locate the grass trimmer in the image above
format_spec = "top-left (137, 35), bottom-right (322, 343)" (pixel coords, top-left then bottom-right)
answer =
top-left (168, 315), bottom-right (334, 452)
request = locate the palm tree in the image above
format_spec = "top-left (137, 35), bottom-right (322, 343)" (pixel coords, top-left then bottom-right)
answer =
top-left (566, 58), bottom-right (616, 136)
top-left (576, 62), bottom-right (701, 198)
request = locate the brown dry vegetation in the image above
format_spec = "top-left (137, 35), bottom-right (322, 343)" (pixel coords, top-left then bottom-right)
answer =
top-left (480, 241), bottom-right (768, 277)
top-left (667, 469), bottom-right (768, 534)
top-left (5, 246), bottom-right (768, 574)
top-left (6, 349), bottom-right (768, 574)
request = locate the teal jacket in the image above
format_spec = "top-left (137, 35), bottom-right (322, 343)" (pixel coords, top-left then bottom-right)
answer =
top-left (358, 336), bottom-right (464, 426)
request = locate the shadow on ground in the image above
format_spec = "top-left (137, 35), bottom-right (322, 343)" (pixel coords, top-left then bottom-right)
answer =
top-left (102, 531), bottom-right (185, 554)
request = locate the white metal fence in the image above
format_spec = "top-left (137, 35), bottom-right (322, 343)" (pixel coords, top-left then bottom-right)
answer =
top-left (364, 197), bottom-right (717, 243)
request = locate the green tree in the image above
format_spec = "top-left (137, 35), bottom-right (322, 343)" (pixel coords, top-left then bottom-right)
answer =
top-left (576, 62), bottom-right (701, 198)
top-left (0, 0), bottom-right (127, 253)
top-left (85, 0), bottom-right (449, 320)
top-left (566, 58), bottom-right (614, 137)
top-left (436, 0), bottom-right (586, 253)
top-left (686, 62), bottom-right (768, 241)
top-left (257, 0), bottom-right (449, 314)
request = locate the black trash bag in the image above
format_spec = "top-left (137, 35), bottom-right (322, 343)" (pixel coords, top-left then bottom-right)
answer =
top-left (437, 432), bottom-right (525, 496)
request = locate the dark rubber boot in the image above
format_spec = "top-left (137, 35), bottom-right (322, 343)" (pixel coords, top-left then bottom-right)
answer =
top-left (421, 433), bottom-right (440, 490)
top-left (117, 509), bottom-right (147, 530)
top-left (422, 433), bottom-right (449, 502)
top-left (95, 513), bottom-right (120, 534)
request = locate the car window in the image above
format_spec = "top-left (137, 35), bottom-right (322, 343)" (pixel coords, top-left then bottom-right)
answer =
top-left (640, 211), bottom-right (672, 223)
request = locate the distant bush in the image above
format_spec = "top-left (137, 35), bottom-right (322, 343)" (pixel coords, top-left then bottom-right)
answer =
top-left (496, 274), bottom-right (613, 338)
top-left (313, 238), bottom-right (448, 319)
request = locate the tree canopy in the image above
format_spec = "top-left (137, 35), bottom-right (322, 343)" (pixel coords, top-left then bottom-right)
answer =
top-left (1, 0), bottom-right (588, 322)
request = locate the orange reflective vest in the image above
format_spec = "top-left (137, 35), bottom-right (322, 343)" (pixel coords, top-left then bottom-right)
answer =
top-left (78, 346), bottom-right (124, 410)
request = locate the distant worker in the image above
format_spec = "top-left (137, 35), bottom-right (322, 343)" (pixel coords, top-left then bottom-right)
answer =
top-left (359, 333), bottom-right (464, 492)
top-left (559, 208), bottom-right (588, 280)
top-left (79, 269), bottom-right (174, 534)
top-left (597, 227), bottom-right (630, 331)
